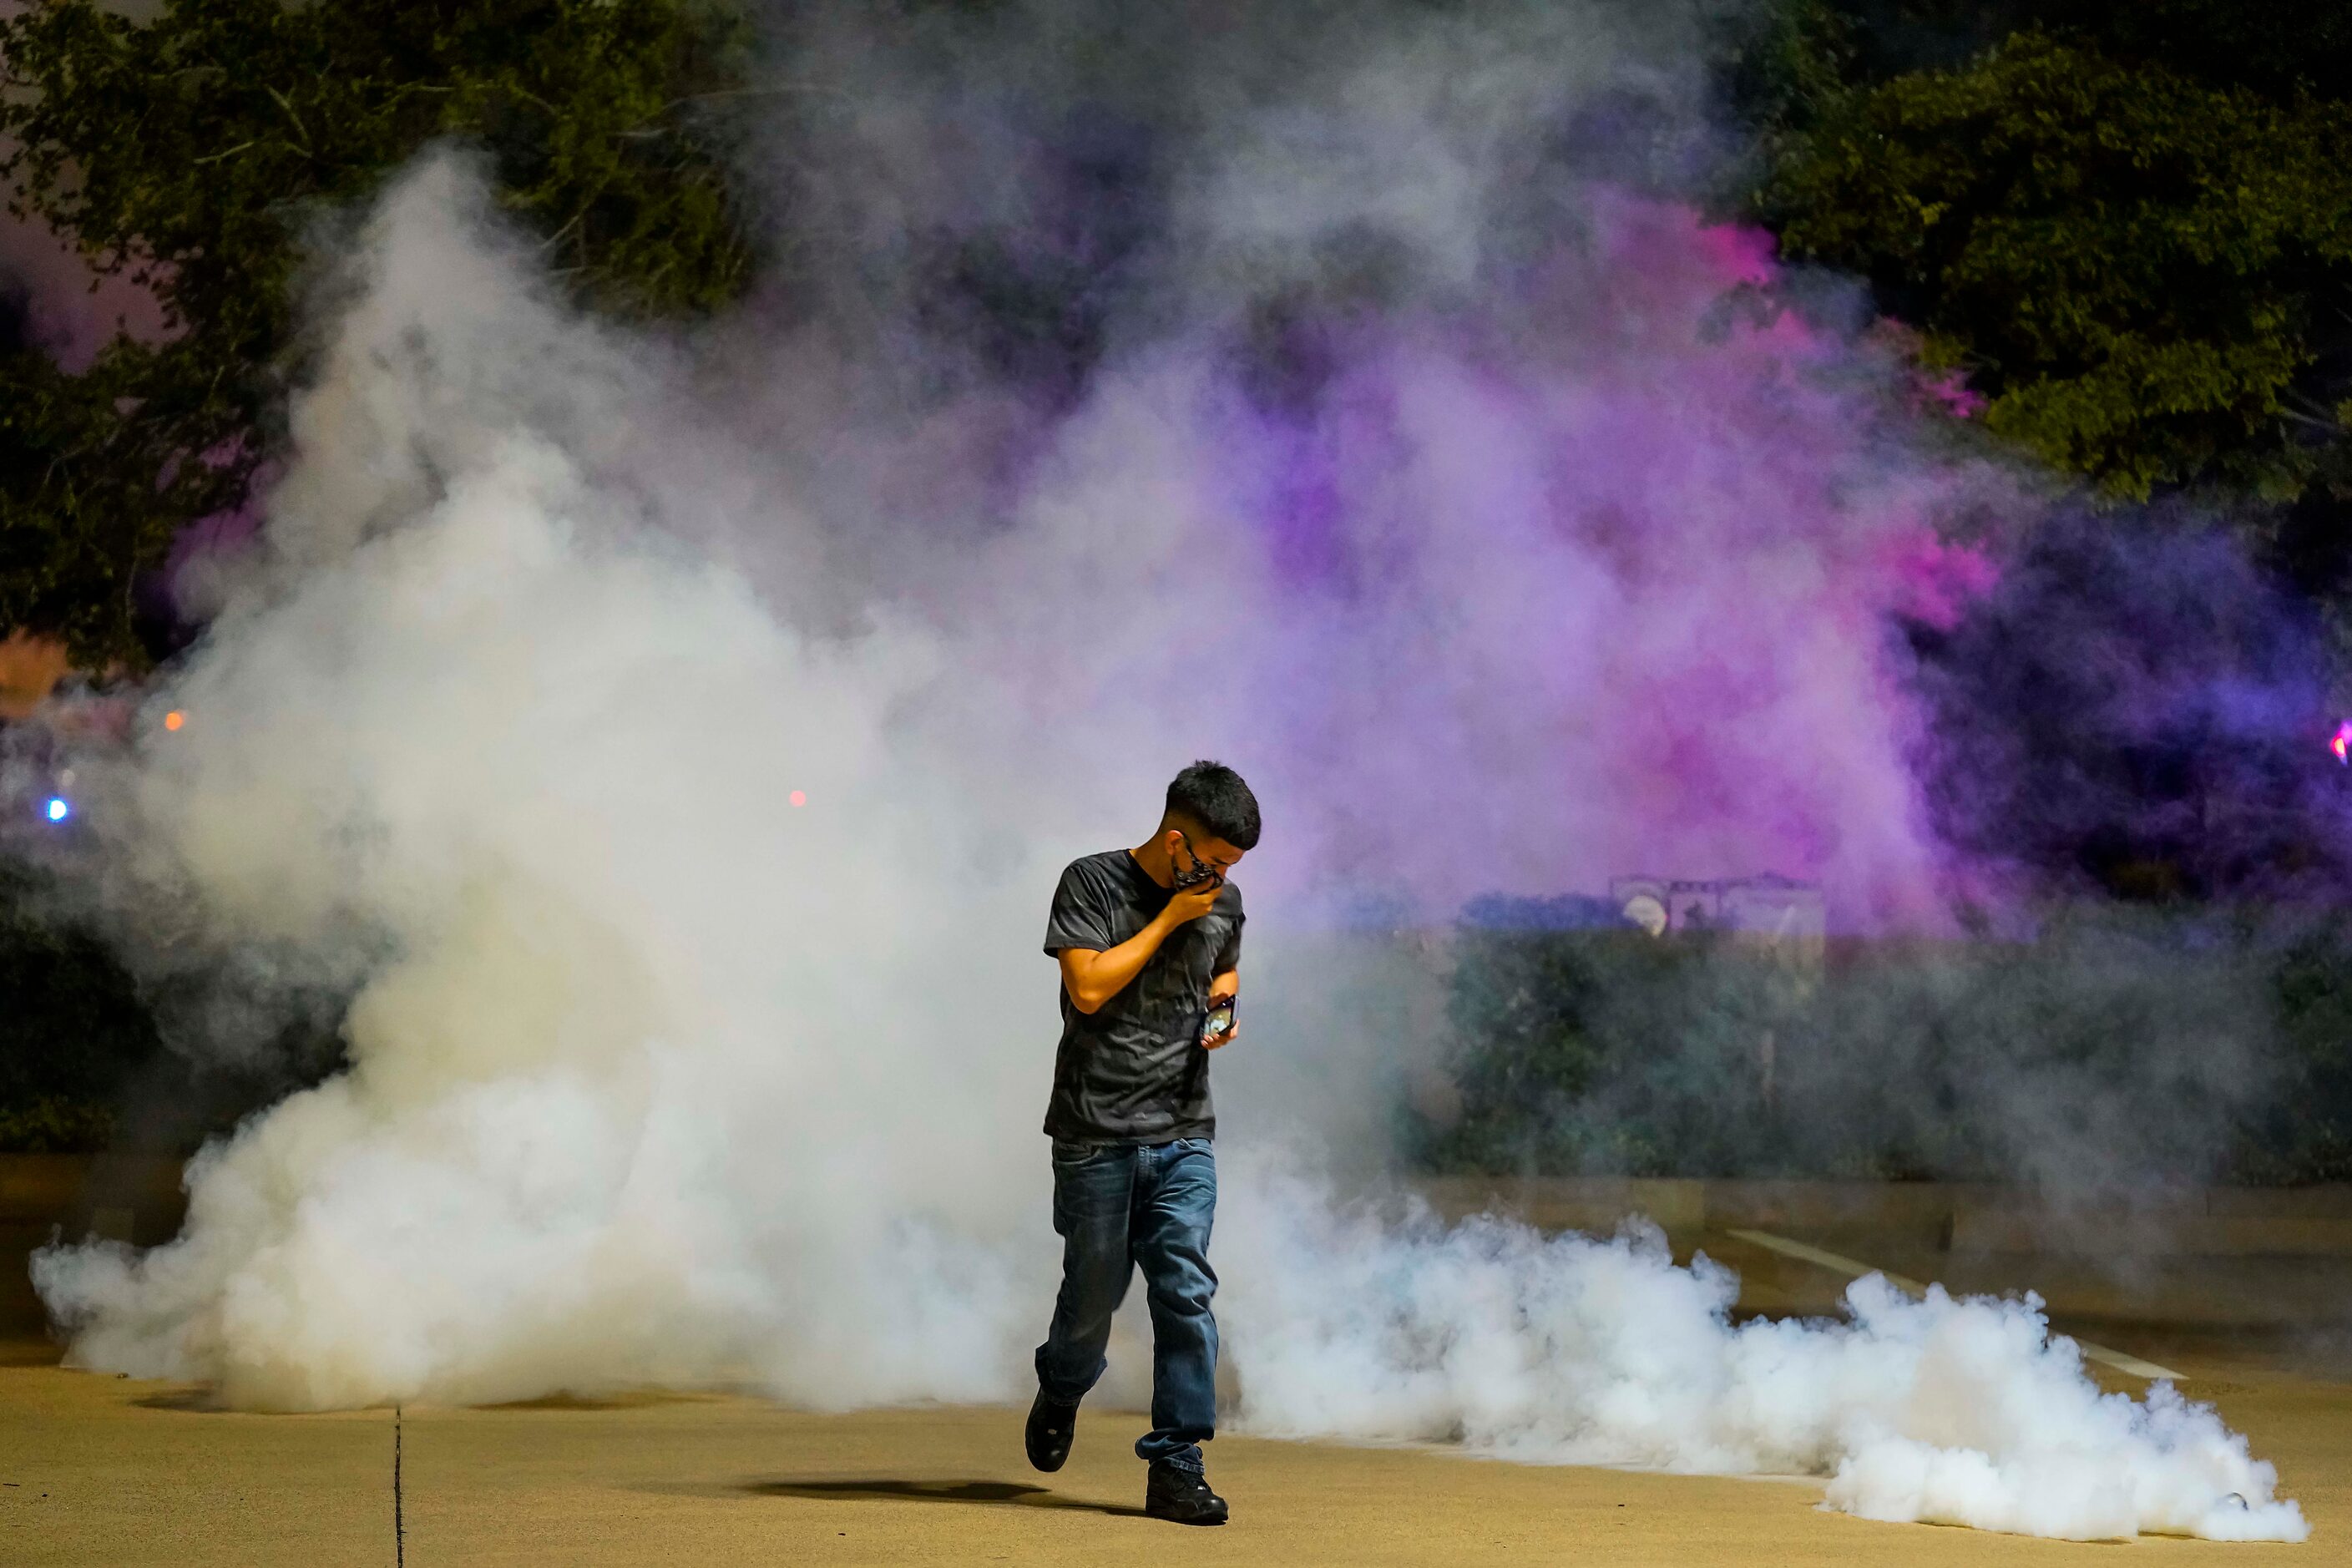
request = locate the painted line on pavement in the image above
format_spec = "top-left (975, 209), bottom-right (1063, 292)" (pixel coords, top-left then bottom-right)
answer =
top-left (1722, 1227), bottom-right (2185, 1382)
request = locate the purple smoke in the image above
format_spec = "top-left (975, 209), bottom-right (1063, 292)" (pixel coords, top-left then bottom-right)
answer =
top-left (799, 186), bottom-right (2012, 929)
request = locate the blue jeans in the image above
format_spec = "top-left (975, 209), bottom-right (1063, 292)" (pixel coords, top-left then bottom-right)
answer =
top-left (1035, 1136), bottom-right (1219, 1471)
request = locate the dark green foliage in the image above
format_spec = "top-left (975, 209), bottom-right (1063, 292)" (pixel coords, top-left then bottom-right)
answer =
top-left (1437, 930), bottom-right (1712, 1173)
top-left (1430, 928), bottom-right (1860, 1178)
top-left (1757, 29), bottom-right (2352, 502)
top-left (2243, 913), bottom-right (2352, 1181)
top-left (0, 856), bottom-right (358, 1154)
top-left (0, 1096), bottom-right (120, 1154)
top-left (0, 863), bottom-right (157, 1151)
top-left (1732, 1), bottom-right (2352, 111)
top-left (0, 340), bottom-right (222, 664)
top-left (0, 0), bottom-right (758, 666)
top-left (1424, 909), bottom-right (2352, 1185)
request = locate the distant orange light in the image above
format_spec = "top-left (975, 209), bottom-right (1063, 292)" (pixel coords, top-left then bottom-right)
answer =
top-left (789, 790), bottom-right (807, 808)
top-left (163, 711), bottom-right (185, 732)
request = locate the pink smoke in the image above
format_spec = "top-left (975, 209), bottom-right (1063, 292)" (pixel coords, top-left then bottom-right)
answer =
top-left (0, 207), bottom-right (168, 372)
top-left (909, 192), bottom-right (2009, 930)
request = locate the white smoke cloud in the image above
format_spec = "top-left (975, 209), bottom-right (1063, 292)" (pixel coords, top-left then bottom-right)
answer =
top-left (35, 159), bottom-right (1052, 1412)
top-left (20, 0), bottom-right (2312, 1544)
top-left (1220, 1163), bottom-right (2304, 1541)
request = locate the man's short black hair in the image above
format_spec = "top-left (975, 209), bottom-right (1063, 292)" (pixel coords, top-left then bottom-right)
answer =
top-left (1165, 760), bottom-right (1261, 850)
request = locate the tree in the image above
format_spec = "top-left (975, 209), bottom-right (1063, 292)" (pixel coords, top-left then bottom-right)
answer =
top-left (1756, 28), bottom-right (2352, 503)
top-left (0, 0), bottom-right (758, 667)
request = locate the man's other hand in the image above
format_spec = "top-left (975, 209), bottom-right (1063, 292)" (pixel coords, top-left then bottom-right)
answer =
top-left (1204, 970), bottom-right (1238, 1049)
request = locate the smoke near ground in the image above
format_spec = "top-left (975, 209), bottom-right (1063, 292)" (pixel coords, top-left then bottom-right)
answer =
top-left (1223, 1166), bottom-right (2303, 1541)
top-left (13, 0), bottom-right (2310, 1541)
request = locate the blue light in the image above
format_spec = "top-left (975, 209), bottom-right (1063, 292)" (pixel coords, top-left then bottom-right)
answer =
top-left (43, 797), bottom-right (70, 823)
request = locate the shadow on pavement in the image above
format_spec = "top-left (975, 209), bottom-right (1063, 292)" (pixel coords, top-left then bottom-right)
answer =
top-left (131, 1387), bottom-right (220, 1412)
top-left (751, 1477), bottom-right (1149, 1518)
top-left (483, 1390), bottom-right (713, 1412)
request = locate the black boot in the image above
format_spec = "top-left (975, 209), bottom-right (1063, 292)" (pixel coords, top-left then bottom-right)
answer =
top-left (1024, 1388), bottom-right (1080, 1473)
top-left (1145, 1460), bottom-right (1228, 1525)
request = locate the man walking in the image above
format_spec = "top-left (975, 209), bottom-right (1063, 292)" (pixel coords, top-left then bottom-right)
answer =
top-left (1027, 761), bottom-right (1259, 1525)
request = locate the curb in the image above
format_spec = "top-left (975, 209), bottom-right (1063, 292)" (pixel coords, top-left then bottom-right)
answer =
top-left (1413, 1175), bottom-right (2352, 1255)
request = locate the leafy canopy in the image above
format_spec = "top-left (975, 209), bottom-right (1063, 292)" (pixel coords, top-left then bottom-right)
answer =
top-left (0, 0), bottom-right (757, 665)
top-left (1754, 21), bottom-right (2352, 503)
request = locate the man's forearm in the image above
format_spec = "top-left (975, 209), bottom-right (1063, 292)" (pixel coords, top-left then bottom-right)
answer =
top-left (1064, 913), bottom-right (1176, 1012)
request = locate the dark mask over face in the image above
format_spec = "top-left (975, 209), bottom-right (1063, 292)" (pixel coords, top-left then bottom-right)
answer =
top-left (1171, 831), bottom-right (1224, 891)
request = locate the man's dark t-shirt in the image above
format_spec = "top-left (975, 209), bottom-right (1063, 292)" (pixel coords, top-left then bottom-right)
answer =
top-left (1042, 850), bottom-right (1243, 1143)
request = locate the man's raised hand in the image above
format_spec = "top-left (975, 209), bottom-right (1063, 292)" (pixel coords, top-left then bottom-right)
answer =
top-left (1161, 880), bottom-right (1223, 927)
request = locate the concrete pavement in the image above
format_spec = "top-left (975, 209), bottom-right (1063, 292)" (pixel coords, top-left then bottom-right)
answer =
top-left (8, 1239), bottom-right (2347, 1566)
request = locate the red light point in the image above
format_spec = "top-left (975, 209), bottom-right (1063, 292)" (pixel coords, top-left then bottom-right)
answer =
top-left (789, 790), bottom-right (807, 807)
top-left (164, 711), bottom-right (185, 732)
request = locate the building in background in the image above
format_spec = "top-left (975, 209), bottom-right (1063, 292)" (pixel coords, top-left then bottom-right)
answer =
top-left (1608, 873), bottom-right (1824, 1109)
top-left (1609, 873), bottom-right (1824, 949)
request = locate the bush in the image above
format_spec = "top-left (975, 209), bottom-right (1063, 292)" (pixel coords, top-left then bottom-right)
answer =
top-left (1422, 904), bottom-right (2352, 1186)
top-left (0, 860), bottom-right (160, 1151)
top-left (0, 1095), bottom-right (118, 1153)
